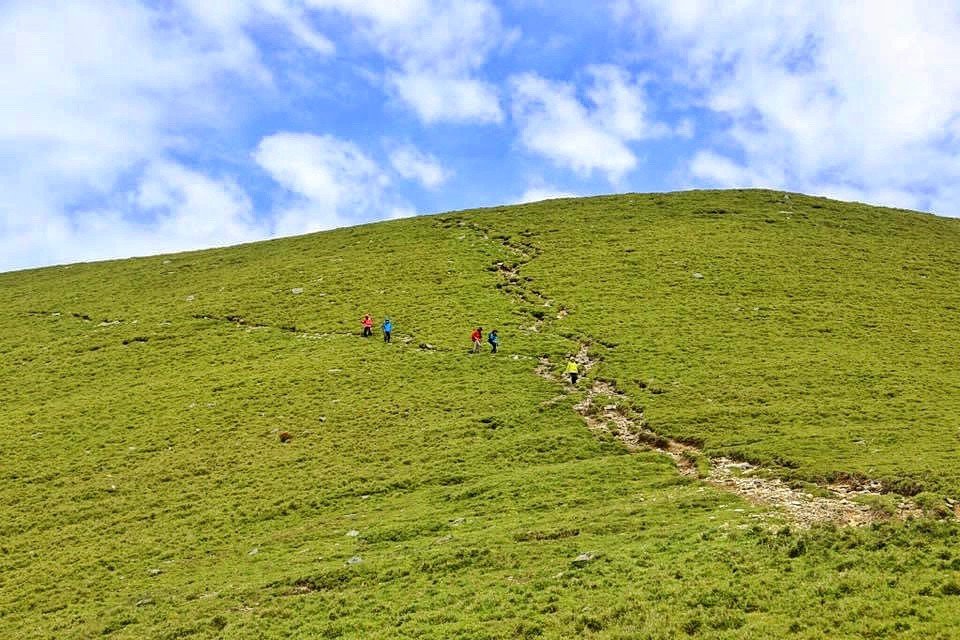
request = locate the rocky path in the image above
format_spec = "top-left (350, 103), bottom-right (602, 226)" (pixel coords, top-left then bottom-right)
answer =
top-left (451, 216), bottom-right (930, 527)
top-left (560, 367), bottom-right (923, 527)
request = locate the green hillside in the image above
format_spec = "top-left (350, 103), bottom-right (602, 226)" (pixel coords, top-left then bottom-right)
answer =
top-left (2, 189), bottom-right (959, 638)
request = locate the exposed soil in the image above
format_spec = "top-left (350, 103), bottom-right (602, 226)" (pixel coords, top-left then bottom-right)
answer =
top-left (457, 217), bottom-right (931, 528)
top-left (568, 365), bottom-right (923, 527)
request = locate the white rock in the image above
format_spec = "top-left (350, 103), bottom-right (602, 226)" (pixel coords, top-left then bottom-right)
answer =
top-left (346, 530), bottom-right (359, 537)
top-left (693, 272), bottom-right (704, 279)
top-left (291, 288), bottom-right (304, 295)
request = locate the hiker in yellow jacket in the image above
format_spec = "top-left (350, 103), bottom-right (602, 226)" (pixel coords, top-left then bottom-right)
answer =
top-left (565, 358), bottom-right (580, 384)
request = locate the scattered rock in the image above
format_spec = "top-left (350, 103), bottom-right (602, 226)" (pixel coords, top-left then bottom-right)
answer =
top-left (572, 553), bottom-right (595, 567)
top-left (418, 343), bottom-right (436, 350)
top-left (135, 598), bottom-right (154, 607)
top-left (450, 518), bottom-right (466, 526)
top-left (346, 556), bottom-right (362, 565)
top-left (147, 568), bottom-right (162, 576)
top-left (291, 287), bottom-right (304, 295)
top-left (693, 272), bottom-right (704, 279)
top-left (345, 530), bottom-right (359, 537)
top-left (278, 431), bottom-right (293, 443)
top-left (185, 295), bottom-right (195, 302)
top-left (248, 548), bottom-right (259, 556)
top-left (563, 342), bottom-right (924, 528)
top-left (328, 368), bottom-right (342, 373)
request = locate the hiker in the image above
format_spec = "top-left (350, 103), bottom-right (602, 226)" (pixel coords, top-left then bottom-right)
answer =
top-left (361, 314), bottom-right (374, 337)
top-left (488, 329), bottom-right (500, 354)
top-left (471, 327), bottom-right (483, 353)
top-left (565, 358), bottom-right (580, 384)
top-left (381, 317), bottom-right (392, 343)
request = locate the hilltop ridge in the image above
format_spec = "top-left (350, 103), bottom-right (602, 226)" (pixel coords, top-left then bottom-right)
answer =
top-left (3, 189), bottom-right (960, 638)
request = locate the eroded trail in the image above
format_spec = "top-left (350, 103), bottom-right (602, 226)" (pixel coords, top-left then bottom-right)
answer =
top-left (551, 362), bottom-right (922, 527)
top-left (449, 216), bottom-right (930, 528)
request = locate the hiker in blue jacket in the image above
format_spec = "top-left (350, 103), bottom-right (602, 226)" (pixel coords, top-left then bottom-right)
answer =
top-left (381, 317), bottom-right (392, 343)
top-left (487, 329), bottom-right (500, 354)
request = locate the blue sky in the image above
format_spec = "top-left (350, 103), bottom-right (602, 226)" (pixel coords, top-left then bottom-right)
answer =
top-left (3, 0), bottom-right (960, 272)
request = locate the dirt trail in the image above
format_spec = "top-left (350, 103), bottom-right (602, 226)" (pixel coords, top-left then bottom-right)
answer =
top-left (450, 216), bottom-right (930, 527)
top-left (440, 218), bottom-right (556, 334)
top-left (564, 366), bottom-right (922, 527)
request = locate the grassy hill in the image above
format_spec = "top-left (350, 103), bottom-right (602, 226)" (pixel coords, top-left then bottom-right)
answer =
top-left (2, 189), bottom-right (959, 638)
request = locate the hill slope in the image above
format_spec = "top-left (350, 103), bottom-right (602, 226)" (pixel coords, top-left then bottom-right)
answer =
top-left (2, 189), bottom-right (959, 638)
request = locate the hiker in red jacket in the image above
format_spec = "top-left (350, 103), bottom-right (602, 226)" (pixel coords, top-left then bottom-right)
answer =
top-left (361, 314), bottom-right (374, 337)
top-left (471, 327), bottom-right (483, 353)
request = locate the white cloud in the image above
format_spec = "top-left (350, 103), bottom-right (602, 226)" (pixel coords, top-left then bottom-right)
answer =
top-left (389, 145), bottom-right (451, 189)
top-left (513, 187), bottom-right (582, 204)
top-left (388, 71), bottom-right (503, 124)
top-left (387, 205), bottom-right (419, 220)
top-left (616, 0), bottom-right (960, 213)
top-left (689, 151), bottom-right (783, 189)
top-left (0, 162), bottom-right (266, 272)
top-left (253, 132), bottom-right (401, 236)
top-left (305, 0), bottom-right (506, 123)
top-left (135, 162), bottom-right (263, 245)
top-left (0, 0), bottom-right (333, 188)
top-left (0, 0), bottom-right (335, 271)
top-left (510, 65), bottom-right (666, 182)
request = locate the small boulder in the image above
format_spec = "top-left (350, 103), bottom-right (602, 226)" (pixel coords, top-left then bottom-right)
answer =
top-left (571, 552), bottom-right (595, 567)
top-left (291, 287), bottom-right (304, 295)
top-left (279, 431), bottom-right (293, 443)
top-left (346, 556), bottom-right (362, 565)
top-left (693, 272), bottom-right (704, 279)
